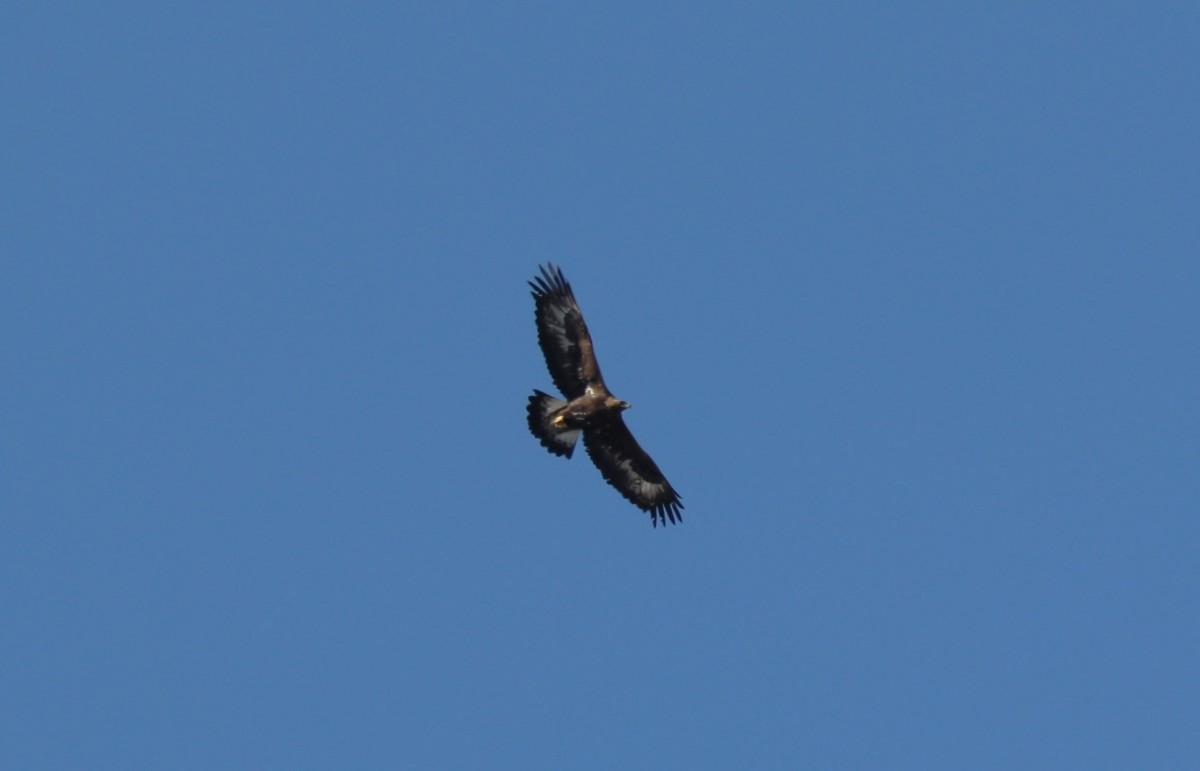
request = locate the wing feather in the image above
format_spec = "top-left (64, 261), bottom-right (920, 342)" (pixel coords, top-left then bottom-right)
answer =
top-left (529, 264), bottom-right (603, 398)
top-left (583, 415), bottom-right (683, 527)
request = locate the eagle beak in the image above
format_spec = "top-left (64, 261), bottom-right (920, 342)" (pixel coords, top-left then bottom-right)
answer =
top-left (621, 401), bottom-right (632, 410)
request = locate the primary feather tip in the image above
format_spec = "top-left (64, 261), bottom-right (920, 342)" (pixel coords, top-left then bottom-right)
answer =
top-left (528, 263), bottom-right (572, 299)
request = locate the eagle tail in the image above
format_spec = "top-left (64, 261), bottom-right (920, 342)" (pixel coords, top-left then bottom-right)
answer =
top-left (527, 390), bottom-right (580, 459)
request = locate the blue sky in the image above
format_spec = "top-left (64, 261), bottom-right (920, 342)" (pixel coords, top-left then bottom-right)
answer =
top-left (4, 4), bottom-right (1197, 768)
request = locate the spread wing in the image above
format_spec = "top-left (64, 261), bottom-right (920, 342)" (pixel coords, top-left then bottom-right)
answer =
top-left (583, 415), bottom-right (683, 527)
top-left (529, 264), bottom-right (603, 399)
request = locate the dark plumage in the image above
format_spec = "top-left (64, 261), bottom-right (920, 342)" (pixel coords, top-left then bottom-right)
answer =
top-left (526, 264), bottom-right (683, 527)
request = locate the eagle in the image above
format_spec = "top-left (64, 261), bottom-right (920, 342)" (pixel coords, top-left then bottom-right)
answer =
top-left (526, 264), bottom-right (683, 527)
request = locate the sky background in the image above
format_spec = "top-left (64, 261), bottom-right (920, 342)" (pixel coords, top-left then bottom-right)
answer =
top-left (3, 3), bottom-right (1198, 769)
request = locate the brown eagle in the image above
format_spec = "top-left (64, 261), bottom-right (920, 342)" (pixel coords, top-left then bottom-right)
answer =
top-left (526, 264), bottom-right (683, 527)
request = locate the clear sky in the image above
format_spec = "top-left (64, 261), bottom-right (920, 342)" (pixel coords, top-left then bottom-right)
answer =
top-left (4, 4), bottom-right (1197, 769)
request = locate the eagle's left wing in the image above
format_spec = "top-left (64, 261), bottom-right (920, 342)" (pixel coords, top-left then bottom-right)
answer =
top-left (529, 264), bottom-right (603, 399)
top-left (583, 415), bottom-right (683, 527)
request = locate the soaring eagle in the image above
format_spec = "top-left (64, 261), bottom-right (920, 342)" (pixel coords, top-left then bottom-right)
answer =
top-left (526, 264), bottom-right (683, 526)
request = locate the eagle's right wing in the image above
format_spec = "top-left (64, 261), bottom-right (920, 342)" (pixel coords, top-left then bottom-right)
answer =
top-left (529, 264), bottom-right (603, 399)
top-left (583, 414), bottom-right (683, 527)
